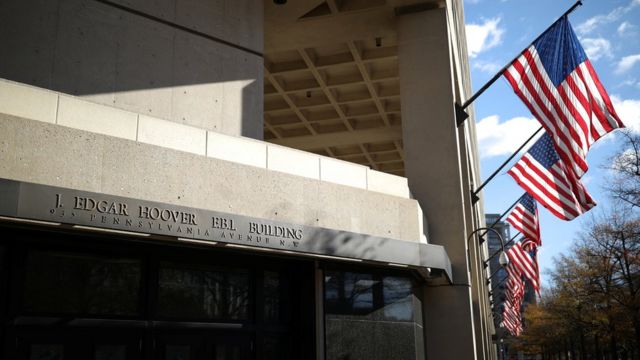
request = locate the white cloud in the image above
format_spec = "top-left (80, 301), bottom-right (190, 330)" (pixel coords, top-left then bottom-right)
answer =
top-left (466, 17), bottom-right (505, 58)
top-left (575, 0), bottom-right (639, 35)
top-left (611, 95), bottom-right (640, 133)
top-left (580, 38), bottom-right (612, 61)
top-left (620, 78), bottom-right (640, 89)
top-left (617, 21), bottom-right (637, 36)
top-left (472, 60), bottom-right (501, 73)
top-left (476, 115), bottom-right (540, 158)
top-left (615, 54), bottom-right (640, 74)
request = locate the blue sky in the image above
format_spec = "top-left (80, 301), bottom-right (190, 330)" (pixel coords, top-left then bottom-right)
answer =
top-left (463, 0), bottom-right (640, 286)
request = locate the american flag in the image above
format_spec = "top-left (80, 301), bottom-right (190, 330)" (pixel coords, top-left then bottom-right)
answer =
top-left (505, 261), bottom-right (524, 298)
top-left (507, 194), bottom-right (541, 246)
top-left (504, 16), bottom-right (624, 179)
top-left (529, 246), bottom-right (541, 295)
top-left (506, 242), bottom-right (540, 293)
top-left (502, 262), bottom-right (525, 335)
top-left (508, 132), bottom-right (596, 221)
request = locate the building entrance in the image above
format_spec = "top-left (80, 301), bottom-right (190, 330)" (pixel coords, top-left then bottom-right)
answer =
top-left (0, 225), bottom-right (315, 360)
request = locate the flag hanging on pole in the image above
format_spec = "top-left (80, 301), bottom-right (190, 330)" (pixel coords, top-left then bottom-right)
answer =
top-left (503, 16), bottom-right (624, 179)
top-left (502, 261), bottom-right (525, 335)
top-left (506, 242), bottom-right (540, 293)
top-left (528, 246), bottom-right (541, 295)
top-left (507, 193), bottom-right (541, 246)
top-left (508, 132), bottom-right (596, 220)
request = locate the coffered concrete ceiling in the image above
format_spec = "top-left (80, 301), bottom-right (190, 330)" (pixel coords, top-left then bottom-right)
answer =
top-left (264, 0), bottom-right (443, 176)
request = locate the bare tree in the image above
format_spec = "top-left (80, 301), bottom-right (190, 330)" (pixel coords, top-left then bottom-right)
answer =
top-left (607, 130), bottom-right (640, 209)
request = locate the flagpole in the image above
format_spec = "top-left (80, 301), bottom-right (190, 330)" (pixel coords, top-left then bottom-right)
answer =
top-left (490, 274), bottom-right (508, 292)
top-left (486, 233), bottom-right (522, 264)
top-left (476, 194), bottom-right (524, 244)
top-left (488, 264), bottom-right (504, 282)
top-left (471, 127), bottom-right (543, 204)
top-left (456, 0), bottom-right (583, 127)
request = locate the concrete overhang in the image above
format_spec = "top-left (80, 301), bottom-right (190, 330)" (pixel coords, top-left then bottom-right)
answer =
top-left (0, 178), bottom-right (452, 282)
top-left (0, 78), bottom-right (452, 282)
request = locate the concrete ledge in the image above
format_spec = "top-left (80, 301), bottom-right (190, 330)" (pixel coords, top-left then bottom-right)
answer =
top-left (321, 157), bottom-right (367, 190)
top-left (207, 131), bottom-right (267, 168)
top-left (367, 169), bottom-right (410, 198)
top-left (0, 78), bottom-right (414, 198)
top-left (0, 80), bottom-right (58, 124)
top-left (0, 114), bottom-right (425, 243)
top-left (267, 145), bottom-right (320, 180)
top-left (57, 96), bottom-right (138, 140)
top-left (138, 115), bottom-right (206, 156)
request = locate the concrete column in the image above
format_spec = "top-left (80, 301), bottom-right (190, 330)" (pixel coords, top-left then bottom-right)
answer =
top-left (397, 7), bottom-right (478, 360)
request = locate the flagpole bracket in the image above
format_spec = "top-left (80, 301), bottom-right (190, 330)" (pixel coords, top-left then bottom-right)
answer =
top-left (455, 103), bottom-right (469, 127)
top-left (471, 189), bottom-right (480, 205)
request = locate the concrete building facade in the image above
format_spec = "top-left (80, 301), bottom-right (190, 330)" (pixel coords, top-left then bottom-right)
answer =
top-left (0, 0), bottom-right (496, 358)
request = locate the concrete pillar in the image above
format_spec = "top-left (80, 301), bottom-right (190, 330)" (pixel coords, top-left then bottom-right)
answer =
top-left (398, 7), bottom-right (478, 360)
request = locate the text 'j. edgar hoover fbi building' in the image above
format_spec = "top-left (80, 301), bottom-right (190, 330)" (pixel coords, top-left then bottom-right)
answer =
top-left (0, 0), bottom-right (497, 359)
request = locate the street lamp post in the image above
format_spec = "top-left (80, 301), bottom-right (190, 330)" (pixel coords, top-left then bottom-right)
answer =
top-left (467, 227), bottom-right (509, 268)
top-left (468, 226), bottom-right (509, 360)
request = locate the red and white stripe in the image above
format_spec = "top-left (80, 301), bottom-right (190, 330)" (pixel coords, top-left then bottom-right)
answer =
top-left (503, 262), bottom-right (525, 336)
top-left (508, 151), bottom-right (596, 221)
top-left (504, 46), bottom-right (624, 178)
top-left (507, 203), bottom-right (541, 246)
top-left (506, 242), bottom-right (540, 293)
top-left (521, 237), bottom-right (537, 252)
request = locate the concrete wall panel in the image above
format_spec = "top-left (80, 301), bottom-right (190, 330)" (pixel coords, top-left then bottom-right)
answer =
top-left (0, 114), bottom-right (106, 191)
top-left (175, 0), bottom-right (226, 42)
top-left (171, 32), bottom-right (224, 130)
top-left (207, 131), bottom-right (267, 168)
top-left (52, 0), bottom-right (120, 105)
top-left (110, 0), bottom-right (176, 22)
top-left (320, 157), bottom-right (367, 190)
top-left (0, 0), bottom-right (263, 138)
top-left (367, 169), bottom-right (410, 198)
top-left (111, 0), bottom-right (262, 53)
top-left (0, 114), bottom-right (422, 243)
top-left (114, 10), bottom-right (175, 119)
top-left (137, 115), bottom-right (207, 155)
top-left (0, 80), bottom-right (58, 124)
top-left (221, 52), bottom-right (263, 139)
top-left (222, 0), bottom-right (263, 54)
top-left (0, 0), bottom-right (58, 88)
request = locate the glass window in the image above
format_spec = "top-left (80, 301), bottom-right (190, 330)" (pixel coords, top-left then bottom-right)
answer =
top-left (158, 263), bottom-right (250, 320)
top-left (165, 345), bottom-right (191, 360)
top-left (262, 335), bottom-right (290, 360)
top-left (382, 276), bottom-right (413, 321)
top-left (29, 344), bottom-right (64, 360)
top-left (94, 345), bottom-right (126, 360)
top-left (263, 271), bottom-right (281, 323)
top-left (324, 271), bottom-right (377, 315)
top-left (324, 269), bottom-right (421, 360)
top-left (214, 344), bottom-right (242, 360)
top-left (24, 251), bottom-right (141, 316)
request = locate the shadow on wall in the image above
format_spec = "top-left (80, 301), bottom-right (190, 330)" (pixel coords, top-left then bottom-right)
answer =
top-left (0, 0), bottom-right (264, 139)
